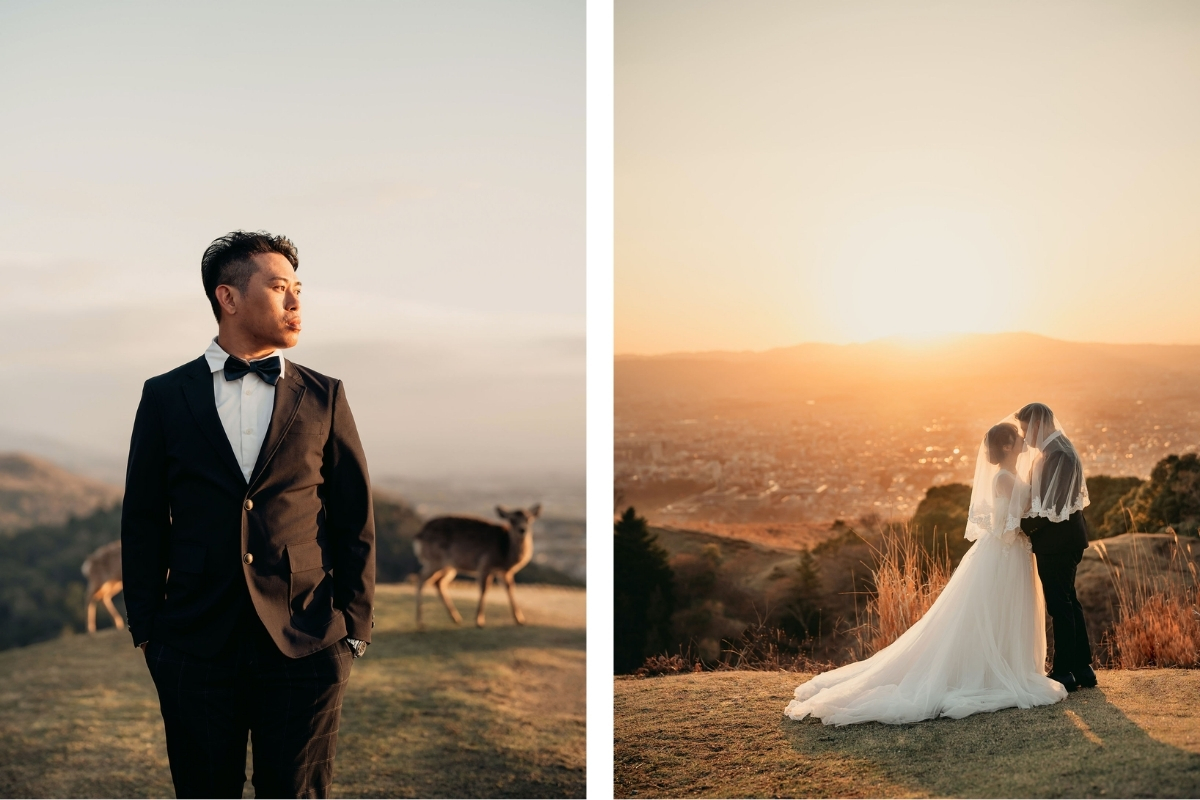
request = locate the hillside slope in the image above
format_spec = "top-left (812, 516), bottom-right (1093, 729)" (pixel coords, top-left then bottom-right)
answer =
top-left (0, 452), bottom-right (121, 533)
top-left (0, 583), bottom-right (585, 799)
top-left (615, 670), bottom-right (1200, 798)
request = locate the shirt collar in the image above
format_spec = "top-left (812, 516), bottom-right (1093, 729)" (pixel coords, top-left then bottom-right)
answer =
top-left (203, 337), bottom-right (285, 380)
top-left (1041, 429), bottom-right (1063, 447)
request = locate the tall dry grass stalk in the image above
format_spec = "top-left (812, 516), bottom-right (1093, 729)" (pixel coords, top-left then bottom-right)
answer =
top-left (854, 524), bottom-right (952, 658)
top-left (1097, 530), bottom-right (1200, 669)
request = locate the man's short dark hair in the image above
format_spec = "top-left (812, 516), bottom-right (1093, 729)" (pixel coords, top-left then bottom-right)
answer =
top-left (201, 231), bottom-right (299, 321)
top-left (1016, 402), bottom-right (1053, 425)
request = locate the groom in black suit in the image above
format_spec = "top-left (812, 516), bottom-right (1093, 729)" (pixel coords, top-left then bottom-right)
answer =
top-left (1017, 402), bottom-right (1095, 693)
top-left (122, 231), bottom-right (375, 798)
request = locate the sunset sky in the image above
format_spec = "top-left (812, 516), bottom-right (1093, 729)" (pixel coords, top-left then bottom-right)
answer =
top-left (616, 0), bottom-right (1200, 354)
top-left (0, 1), bottom-right (583, 484)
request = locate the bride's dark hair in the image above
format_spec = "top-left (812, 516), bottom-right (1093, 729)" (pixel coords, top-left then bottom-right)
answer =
top-left (986, 422), bottom-right (1020, 465)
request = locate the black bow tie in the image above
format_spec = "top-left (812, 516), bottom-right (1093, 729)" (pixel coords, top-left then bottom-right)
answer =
top-left (223, 355), bottom-right (281, 386)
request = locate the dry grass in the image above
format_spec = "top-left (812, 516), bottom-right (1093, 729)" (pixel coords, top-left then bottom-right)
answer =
top-left (615, 670), bottom-right (1200, 798)
top-left (856, 525), bottom-right (1200, 672)
top-left (635, 653), bottom-right (703, 678)
top-left (854, 525), bottom-right (951, 658)
top-left (1096, 531), bottom-right (1200, 669)
top-left (0, 582), bottom-right (585, 799)
top-left (636, 624), bottom-right (838, 676)
top-left (1112, 594), bottom-right (1200, 668)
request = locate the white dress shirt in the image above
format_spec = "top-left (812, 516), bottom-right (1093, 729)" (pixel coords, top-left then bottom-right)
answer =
top-left (203, 338), bottom-right (284, 482)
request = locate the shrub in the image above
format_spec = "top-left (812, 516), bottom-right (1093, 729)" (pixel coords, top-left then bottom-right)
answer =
top-left (633, 624), bottom-right (837, 676)
top-left (373, 495), bottom-right (425, 582)
top-left (909, 483), bottom-right (973, 565)
top-left (774, 548), bottom-right (824, 643)
top-left (1085, 475), bottom-right (1144, 538)
top-left (634, 653), bottom-right (701, 677)
top-left (1110, 594), bottom-right (1200, 669)
top-left (1101, 453), bottom-right (1200, 537)
top-left (0, 505), bottom-right (124, 650)
top-left (667, 541), bottom-right (759, 663)
top-left (718, 623), bottom-right (836, 673)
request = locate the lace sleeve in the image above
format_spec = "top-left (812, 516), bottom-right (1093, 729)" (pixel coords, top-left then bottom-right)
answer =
top-left (993, 472), bottom-right (1023, 544)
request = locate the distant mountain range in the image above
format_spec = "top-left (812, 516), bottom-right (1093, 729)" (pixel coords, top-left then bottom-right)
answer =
top-left (0, 429), bottom-right (126, 485)
top-left (0, 452), bottom-right (122, 533)
top-left (617, 332), bottom-right (1200, 431)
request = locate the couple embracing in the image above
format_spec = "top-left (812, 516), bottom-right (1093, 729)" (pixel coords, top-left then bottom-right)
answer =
top-left (786, 403), bottom-right (1094, 726)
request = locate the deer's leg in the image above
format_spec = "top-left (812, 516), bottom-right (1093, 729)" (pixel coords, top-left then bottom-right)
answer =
top-left (417, 567), bottom-right (441, 631)
top-left (475, 569), bottom-right (494, 628)
top-left (101, 585), bottom-right (125, 630)
top-left (86, 597), bottom-right (97, 634)
top-left (436, 569), bottom-right (463, 625)
top-left (503, 571), bottom-right (526, 625)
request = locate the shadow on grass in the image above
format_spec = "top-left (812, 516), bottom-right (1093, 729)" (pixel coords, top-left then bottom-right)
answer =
top-left (783, 687), bottom-right (1200, 798)
top-left (336, 625), bottom-right (586, 798)
top-left (339, 680), bottom-right (585, 799)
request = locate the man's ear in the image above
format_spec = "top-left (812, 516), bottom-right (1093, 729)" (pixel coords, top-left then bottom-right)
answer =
top-left (215, 285), bottom-right (239, 317)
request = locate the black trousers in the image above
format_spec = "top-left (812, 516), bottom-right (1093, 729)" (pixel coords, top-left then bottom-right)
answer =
top-left (1035, 549), bottom-right (1093, 676)
top-left (144, 609), bottom-right (353, 799)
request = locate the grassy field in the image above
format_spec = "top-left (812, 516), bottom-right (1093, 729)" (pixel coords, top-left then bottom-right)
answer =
top-left (0, 582), bottom-right (585, 798)
top-left (615, 670), bottom-right (1200, 798)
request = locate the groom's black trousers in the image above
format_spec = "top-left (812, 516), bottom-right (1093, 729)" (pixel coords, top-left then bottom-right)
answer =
top-left (144, 604), bottom-right (353, 799)
top-left (1035, 549), bottom-right (1093, 676)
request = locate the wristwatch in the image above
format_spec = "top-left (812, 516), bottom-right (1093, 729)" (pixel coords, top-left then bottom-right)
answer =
top-left (346, 636), bottom-right (368, 658)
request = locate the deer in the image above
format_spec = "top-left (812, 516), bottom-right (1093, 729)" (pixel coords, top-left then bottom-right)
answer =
top-left (413, 504), bottom-right (540, 629)
top-left (81, 540), bottom-right (125, 633)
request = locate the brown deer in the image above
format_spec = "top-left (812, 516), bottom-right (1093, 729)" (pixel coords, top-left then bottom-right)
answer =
top-left (81, 540), bottom-right (125, 633)
top-left (413, 504), bottom-right (540, 629)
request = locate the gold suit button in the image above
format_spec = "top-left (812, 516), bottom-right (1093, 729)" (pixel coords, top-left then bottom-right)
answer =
top-left (244, 499), bottom-right (254, 511)
top-left (243, 553), bottom-right (254, 565)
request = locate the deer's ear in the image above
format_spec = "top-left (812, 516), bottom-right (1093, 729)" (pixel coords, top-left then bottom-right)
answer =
top-left (529, 503), bottom-right (542, 518)
top-left (495, 505), bottom-right (508, 519)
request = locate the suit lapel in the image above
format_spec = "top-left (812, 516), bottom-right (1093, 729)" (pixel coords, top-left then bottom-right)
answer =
top-left (180, 356), bottom-right (247, 485)
top-left (249, 361), bottom-right (305, 488)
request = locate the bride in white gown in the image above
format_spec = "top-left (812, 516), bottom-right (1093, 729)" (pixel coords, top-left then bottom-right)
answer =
top-left (784, 413), bottom-right (1069, 725)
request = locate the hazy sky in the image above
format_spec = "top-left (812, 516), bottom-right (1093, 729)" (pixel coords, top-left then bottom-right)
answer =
top-left (616, 0), bottom-right (1200, 353)
top-left (0, 1), bottom-right (583, 483)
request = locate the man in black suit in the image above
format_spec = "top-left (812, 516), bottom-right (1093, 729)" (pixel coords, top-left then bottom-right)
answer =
top-left (122, 231), bottom-right (375, 798)
top-left (1017, 402), bottom-right (1095, 693)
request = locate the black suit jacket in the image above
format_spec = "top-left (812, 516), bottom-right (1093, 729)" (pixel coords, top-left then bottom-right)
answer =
top-left (121, 356), bottom-right (375, 659)
top-left (1020, 511), bottom-right (1090, 556)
